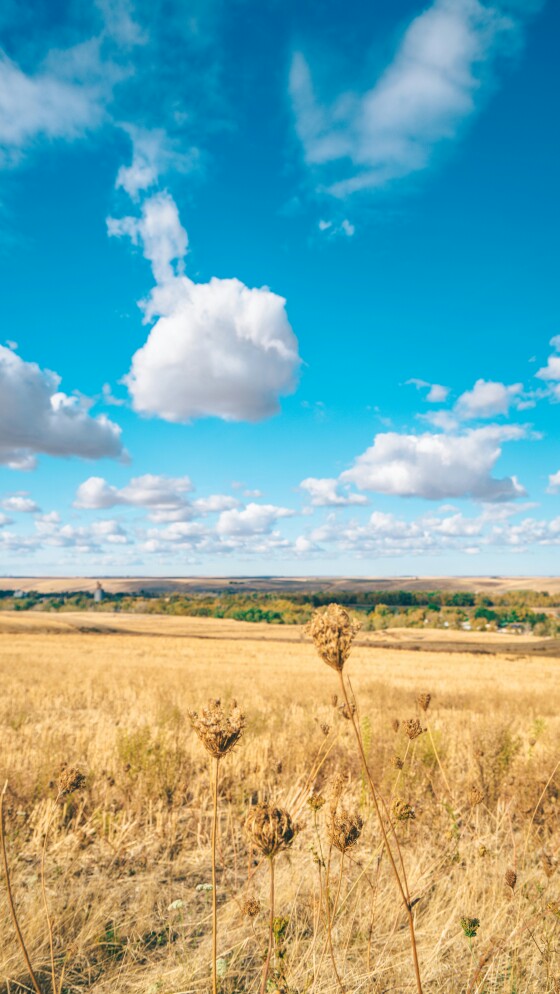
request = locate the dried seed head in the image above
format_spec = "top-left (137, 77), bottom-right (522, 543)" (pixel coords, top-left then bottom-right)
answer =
top-left (460, 916), bottom-right (480, 938)
top-left (189, 698), bottom-right (245, 759)
top-left (241, 897), bottom-right (261, 918)
top-left (392, 799), bottom-right (415, 822)
top-left (542, 852), bottom-right (556, 878)
top-left (416, 693), bottom-right (431, 713)
top-left (392, 755), bottom-right (404, 770)
top-left (478, 844), bottom-right (488, 858)
top-left (391, 718), bottom-right (400, 733)
top-left (320, 722), bottom-right (330, 737)
top-left (331, 694), bottom-right (338, 708)
top-left (306, 604), bottom-right (361, 671)
top-left (403, 718), bottom-right (424, 741)
top-left (467, 784), bottom-right (485, 807)
top-left (338, 702), bottom-right (356, 721)
top-left (329, 774), bottom-right (345, 813)
top-left (57, 766), bottom-right (86, 799)
top-left (328, 808), bottom-right (363, 853)
top-left (505, 868), bottom-right (517, 890)
top-left (307, 791), bottom-right (326, 811)
top-left (245, 803), bottom-right (296, 858)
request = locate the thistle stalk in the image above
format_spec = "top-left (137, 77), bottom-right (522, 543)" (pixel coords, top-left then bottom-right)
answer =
top-left (307, 604), bottom-right (424, 994)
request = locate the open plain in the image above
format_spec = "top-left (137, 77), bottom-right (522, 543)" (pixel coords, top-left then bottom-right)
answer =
top-left (1, 610), bottom-right (560, 993)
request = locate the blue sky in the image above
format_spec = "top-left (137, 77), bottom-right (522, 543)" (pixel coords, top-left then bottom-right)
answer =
top-left (0, 0), bottom-right (559, 577)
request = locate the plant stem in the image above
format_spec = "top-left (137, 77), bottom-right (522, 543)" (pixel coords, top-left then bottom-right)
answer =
top-left (211, 757), bottom-right (220, 994)
top-left (260, 856), bottom-right (275, 994)
top-left (337, 671), bottom-right (424, 994)
top-left (325, 852), bottom-right (346, 993)
top-left (41, 802), bottom-right (58, 994)
top-left (0, 782), bottom-right (42, 994)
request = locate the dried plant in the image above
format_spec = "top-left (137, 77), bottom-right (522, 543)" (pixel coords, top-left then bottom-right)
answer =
top-left (392, 717), bottom-right (400, 732)
top-left (404, 717), bottom-right (424, 740)
top-left (188, 698), bottom-right (246, 758)
top-left (467, 783), bottom-right (485, 807)
top-left (307, 604), bottom-right (425, 994)
top-left (245, 803), bottom-right (295, 994)
top-left (308, 791), bottom-right (326, 811)
top-left (461, 917), bottom-right (481, 938)
top-left (190, 698), bottom-right (245, 994)
top-left (242, 896), bottom-right (261, 918)
top-left (0, 782), bottom-right (42, 994)
top-left (306, 603), bottom-right (361, 671)
top-left (328, 807), bottom-right (363, 853)
top-left (505, 868), bottom-right (517, 891)
top-left (57, 765), bottom-right (87, 798)
top-left (245, 802), bottom-right (295, 858)
top-left (417, 693), bottom-right (432, 713)
top-left (393, 799), bottom-right (416, 822)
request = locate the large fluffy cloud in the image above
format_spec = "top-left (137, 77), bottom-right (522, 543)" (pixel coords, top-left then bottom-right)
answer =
top-left (290, 0), bottom-right (535, 196)
top-left (109, 192), bottom-right (301, 422)
top-left (75, 473), bottom-right (239, 523)
top-left (340, 425), bottom-right (526, 501)
top-left (0, 346), bottom-right (124, 469)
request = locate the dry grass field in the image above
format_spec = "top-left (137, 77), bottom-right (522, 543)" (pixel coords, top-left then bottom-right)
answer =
top-left (1, 609), bottom-right (560, 993)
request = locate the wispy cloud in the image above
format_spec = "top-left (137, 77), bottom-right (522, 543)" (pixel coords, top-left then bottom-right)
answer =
top-left (290, 0), bottom-right (536, 197)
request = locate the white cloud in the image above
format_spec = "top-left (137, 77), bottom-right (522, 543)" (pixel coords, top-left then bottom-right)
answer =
top-left (0, 346), bottom-right (124, 469)
top-left (193, 495), bottom-right (240, 514)
top-left (455, 378), bottom-right (523, 418)
top-left (108, 191), bottom-right (188, 283)
top-left (407, 378), bottom-right (450, 402)
top-left (300, 477), bottom-right (368, 507)
top-left (340, 425), bottom-right (526, 501)
top-left (547, 471), bottom-right (560, 494)
top-left (216, 503), bottom-right (295, 536)
top-left (115, 125), bottom-right (199, 200)
top-left (536, 336), bottom-right (560, 385)
top-left (0, 40), bottom-right (113, 164)
top-left (290, 0), bottom-right (523, 197)
top-left (1, 495), bottom-right (40, 513)
top-left (75, 473), bottom-right (194, 520)
top-left (109, 191), bottom-right (301, 423)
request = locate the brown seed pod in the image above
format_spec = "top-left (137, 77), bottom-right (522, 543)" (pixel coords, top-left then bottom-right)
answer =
top-left (57, 766), bottom-right (86, 799)
top-left (392, 799), bottom-right (415, 822)
top-left (306, 604), bottom-right (361, 671)
top-left (189, 698), bottom-right (245, 758)
top-left (241, 897), bottom-right (261, 918)
top-left (391, 718), bottom-right (400, 733)
top-left (403, 717), bottom-right (424, 741)
top-left (328, 808), bottom-right (363, 853)
top-left (505, 868), bottom-right (517, 890)
top-left (245, 803), bottom-right (296, 858)
top-left (467, 784), bottom-right (485, 807)
top-left (416, 693), bottom-right (432, 713)
top-left (542, 852), bottom-right (556, 878)
top-left (392, 755), bottom-right (404, 770)
top-left (307, 791), bottom-right (326, 811)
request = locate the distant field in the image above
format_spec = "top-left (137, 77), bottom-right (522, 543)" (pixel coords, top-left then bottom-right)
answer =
top-left (1, 612), bottom-right (560, 993)
top-left (2, 574), bottom-right (560, 595)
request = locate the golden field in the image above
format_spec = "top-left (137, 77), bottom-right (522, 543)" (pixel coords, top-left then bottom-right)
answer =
top-left (1, 611), bottom-right (560, 993)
